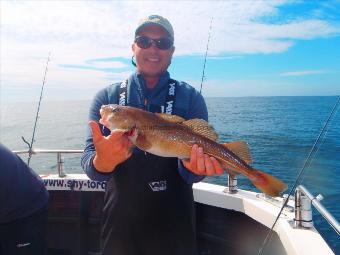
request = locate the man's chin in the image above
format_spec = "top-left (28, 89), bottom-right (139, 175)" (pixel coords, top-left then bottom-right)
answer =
top-left (140, 69), bottom-right (166, 78)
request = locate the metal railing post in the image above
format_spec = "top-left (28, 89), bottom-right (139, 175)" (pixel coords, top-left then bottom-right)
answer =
top-left (227, 174), bottom-right (238, 193)
top-left (57, 152), bottom-right (66, 177)
top-left (297, 185), bottom-right (340, 234)
top-left (294, 188), bottom-right (302, 228)
top-left (294, 187), bottom-right (313, 228)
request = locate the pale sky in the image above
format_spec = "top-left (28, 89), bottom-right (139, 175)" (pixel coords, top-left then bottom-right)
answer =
top-left (1, 0), bottom-right (340, 102)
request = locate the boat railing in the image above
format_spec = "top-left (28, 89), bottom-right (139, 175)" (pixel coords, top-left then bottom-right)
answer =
top-left (294, 185), bottom-right (340, 235)
top-left (13, 149), bottom-right (340, 236)
top-left (224, 173), bottom-right (340, 236)
top-left (14, 149), bottom-right (83, 177)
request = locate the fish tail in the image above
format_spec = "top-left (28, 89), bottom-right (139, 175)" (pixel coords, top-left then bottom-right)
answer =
top-left (249, 169), bottom-right (287, 197)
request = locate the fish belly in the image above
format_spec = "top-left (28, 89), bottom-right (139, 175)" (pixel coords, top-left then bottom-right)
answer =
top-left (144, 141), bottom-right (191, 159)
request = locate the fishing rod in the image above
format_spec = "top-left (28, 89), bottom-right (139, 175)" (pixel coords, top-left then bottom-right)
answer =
top-left (257, 96), bottom-right (340, 255)
top-left (199, 17), bottom-right (213, 94)
top-left (22, 52), bottom-right (51, 166)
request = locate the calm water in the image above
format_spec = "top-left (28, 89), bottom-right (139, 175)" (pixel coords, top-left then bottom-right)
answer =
top-left (1, 96), bottom-right (339, 253)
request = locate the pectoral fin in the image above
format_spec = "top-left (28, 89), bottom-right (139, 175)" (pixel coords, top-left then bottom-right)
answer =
top-left (135, 133), bottom-right (152, 150)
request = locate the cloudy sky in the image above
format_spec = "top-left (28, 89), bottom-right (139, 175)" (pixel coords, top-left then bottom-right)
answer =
top-left (1, 0), bottom-right (340, 102)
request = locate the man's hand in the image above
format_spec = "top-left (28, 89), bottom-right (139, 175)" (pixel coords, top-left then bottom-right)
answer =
top-left (90, 121), bottom-right (133, 173)
top-left (182, 144), bottom-right (224, 176)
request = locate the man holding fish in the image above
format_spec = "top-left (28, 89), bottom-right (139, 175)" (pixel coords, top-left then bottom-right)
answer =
top-left (81, 14), bottom-right (224, 255)
top-left (81, 14), bottom-right (286, 255)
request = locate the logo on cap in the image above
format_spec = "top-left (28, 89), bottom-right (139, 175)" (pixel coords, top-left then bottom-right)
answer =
top-left (135, 15), bottom-right (174, 40)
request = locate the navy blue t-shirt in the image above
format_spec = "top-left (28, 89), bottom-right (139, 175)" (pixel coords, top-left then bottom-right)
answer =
top-left (81, 72), bottom-right (207, 183)
top-left (0, 143), bottom-right (49, 223)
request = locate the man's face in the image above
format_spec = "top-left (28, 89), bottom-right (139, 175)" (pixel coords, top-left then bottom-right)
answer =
top-left (132, 24), bottom-right (175, 78)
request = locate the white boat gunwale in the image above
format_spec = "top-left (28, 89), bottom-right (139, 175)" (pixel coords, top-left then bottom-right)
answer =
top-left (41, 173), bottom-right (334, 255)
top-left (14, 149), bottom-right (336, 255)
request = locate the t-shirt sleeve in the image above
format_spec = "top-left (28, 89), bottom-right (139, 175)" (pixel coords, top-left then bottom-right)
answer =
top-left (80, 88), bottom-right (114, 181)
top-left (178, 88), bottom-right (208, 184)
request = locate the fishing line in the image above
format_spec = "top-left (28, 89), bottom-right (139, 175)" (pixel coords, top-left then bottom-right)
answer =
top-left (300, 99), bottom-right (340, 184)
top-left (257, 96), bottom-right (340, 255)
top-left (22, 51), bottom-right (51, 166)
top-left (199, 17), bottom-right (213, 94)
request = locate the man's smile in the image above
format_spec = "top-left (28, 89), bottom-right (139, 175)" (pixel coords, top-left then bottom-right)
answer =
top-left (146, 57), bottom-right (160, 62)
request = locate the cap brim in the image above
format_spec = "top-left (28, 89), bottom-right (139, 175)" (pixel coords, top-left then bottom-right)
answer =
top-left (135, 22), bottom-right (173, 39)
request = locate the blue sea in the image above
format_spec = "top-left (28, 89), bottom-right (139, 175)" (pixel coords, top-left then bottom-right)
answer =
top-left (1, 96), bottom-right (339, 253)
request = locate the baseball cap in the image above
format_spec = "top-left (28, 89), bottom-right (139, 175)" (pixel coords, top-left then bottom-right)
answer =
top-left (135, 15), bottom-right (174, 40)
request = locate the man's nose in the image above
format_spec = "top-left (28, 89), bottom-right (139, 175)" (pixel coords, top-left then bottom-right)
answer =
top-left (148, 42), bottom-right (159, 51)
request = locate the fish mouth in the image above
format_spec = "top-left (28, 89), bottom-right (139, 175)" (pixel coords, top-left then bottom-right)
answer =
top-left (99, 114), bottom-right (115, 130)
top-left (99, 106), bottom-right (113, 128)
top-left (98, 117), bottom-right (108, 128)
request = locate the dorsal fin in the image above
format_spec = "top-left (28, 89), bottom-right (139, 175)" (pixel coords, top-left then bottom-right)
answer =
top-left (182, 119), bottom-right (218, 141)
top-left (223, 141), bottom-right (252, 164)
top-left (155, 113), bottom-right (186, 123)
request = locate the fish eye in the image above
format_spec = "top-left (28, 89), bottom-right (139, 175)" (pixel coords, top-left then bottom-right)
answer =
top-left (110, 106), bottom-right (120, 113)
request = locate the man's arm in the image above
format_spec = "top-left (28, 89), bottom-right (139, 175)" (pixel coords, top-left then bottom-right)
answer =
top-left (178, 88), bottom-right (225, 183)
top-left (178, 88), bottom-right (208, 183)
top-left (81, 88), bottom-right (113, 181)
top-left (81, 87), bottom-right (134, 181)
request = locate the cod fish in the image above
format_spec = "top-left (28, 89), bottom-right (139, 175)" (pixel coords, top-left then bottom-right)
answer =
top-left (99, 104), bottom-right (287, 197)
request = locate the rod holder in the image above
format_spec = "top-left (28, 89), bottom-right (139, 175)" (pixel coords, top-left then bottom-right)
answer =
top-left (227, 174), bottom-right (238, 194)
top-left (294, 188), bottom-right (313, 228)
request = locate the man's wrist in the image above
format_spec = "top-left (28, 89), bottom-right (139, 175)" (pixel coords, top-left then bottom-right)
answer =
top-left (93, 155), bottom-right (117, 173)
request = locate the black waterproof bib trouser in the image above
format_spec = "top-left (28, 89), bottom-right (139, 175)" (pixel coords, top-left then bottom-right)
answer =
top-left (101, 154), bottom-right (197, 255)
top-left (100, 80), bottom-right (198, 255)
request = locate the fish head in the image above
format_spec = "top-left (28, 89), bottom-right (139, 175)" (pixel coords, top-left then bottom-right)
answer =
top-left (99, 104), bottom-right (136, 132)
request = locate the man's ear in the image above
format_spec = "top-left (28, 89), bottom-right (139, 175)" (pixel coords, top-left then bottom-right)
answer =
top-left (170, 46), bottom-right (175, 57)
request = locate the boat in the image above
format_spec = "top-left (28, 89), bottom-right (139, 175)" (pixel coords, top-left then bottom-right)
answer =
top-left (13, 149), bottom-right (338, 255)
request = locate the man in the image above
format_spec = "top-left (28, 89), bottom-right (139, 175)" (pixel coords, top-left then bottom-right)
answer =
top-left (0, 143), bottom-right (49, 255)
top-left (81, 15), bottom-right (223, 255)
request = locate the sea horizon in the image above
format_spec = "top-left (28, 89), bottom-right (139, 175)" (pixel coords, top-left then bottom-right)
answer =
top-left (1, 94), bottom-right (339, 104)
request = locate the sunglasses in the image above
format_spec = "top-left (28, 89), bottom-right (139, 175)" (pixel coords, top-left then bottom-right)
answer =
top-left (135, 36), bottom-right (173, 50)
